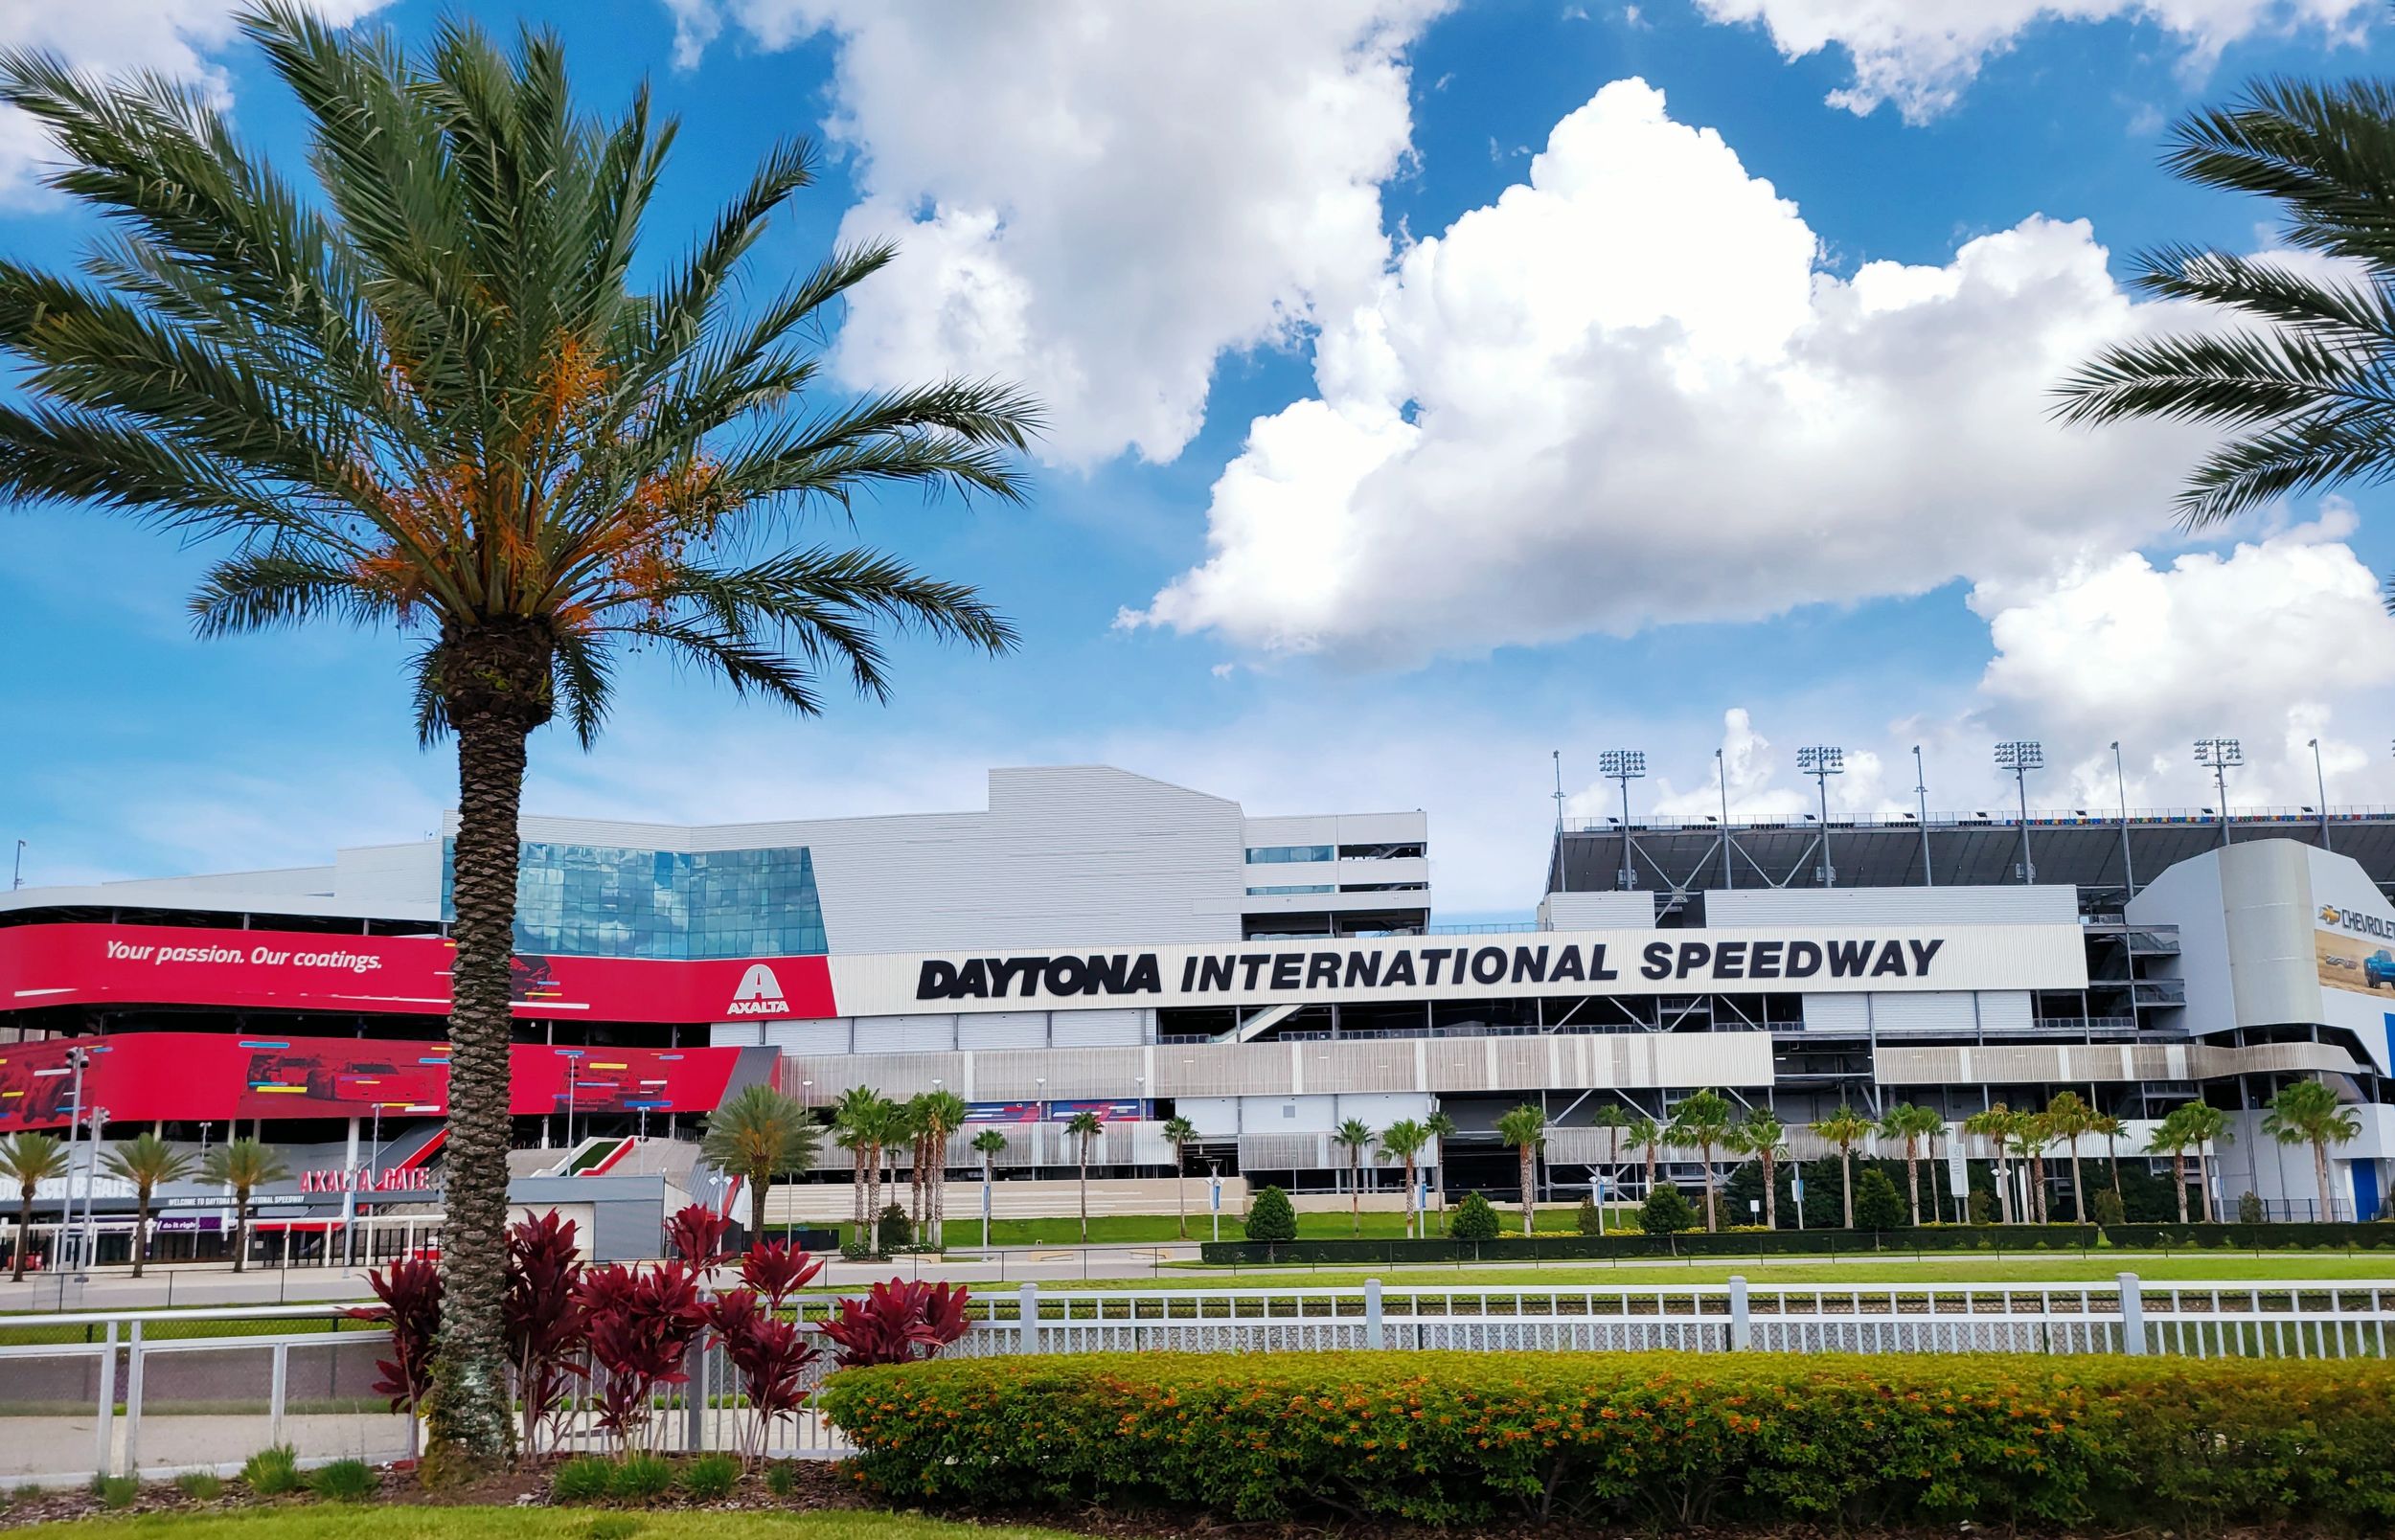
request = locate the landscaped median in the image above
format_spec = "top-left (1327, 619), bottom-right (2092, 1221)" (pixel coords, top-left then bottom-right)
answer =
top-left (819, 1350), bottom-right (2395, 1530)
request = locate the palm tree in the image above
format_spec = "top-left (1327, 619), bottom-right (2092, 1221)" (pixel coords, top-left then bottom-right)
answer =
top-left (102, 1133), bottom-right (196, 1279)
top-left (202, 1138), bottom-right (290, 1276)
top-left (2170, 1100), bottom-right (2231, 1223)
top-left (1965, 1105), bottom-right (2022, 1224)
top-left (1331, 1119), bottom-right (1376, 1236)
top-left (2041, 1092), bottom-right (2100, 1222)
top-left (1494, 1104), bottom-right (1547, 1237)
top-left (2263, 1078), bottom-right (2364, 1221)
top-left (2147, 1108), bottom-right (2196, 1224)
top-left (911, 1090), bottom-right (968, 1248)
top-left (1589, 1105), bottom-right (1629, 1232)
top-left (1379, 1120), bottom-right (1429, 1239)
top-left (1160, 1117), bottom-right (1198, 1239)
top-left (0, 9), bottom-right (1035, 1462)
top-left (1731, 1111), bottom-right (1789, 1231)
top-left (2014, 1113), bottom-right (2055, 1224)
top-left (970, 1126), bottom-right (1008, 1247)
top-left (698, 1084), bottom-right (819, 1250)
top-left (1878, 1103), bottom-right (1946, 1227)
top-left (1, 1133), bottom-right (68, 1282)
top-left (2056, 80), bottom-right (2395, 528)
top-left (1626, 1115), bottom-right (1663, 1200)
top-left (832, 1088), bottom-right (891, 1248)
top-left (1670, 1091), bottom-right (1735, 1234)
top-left (1064, 1111), bottom-right (1105, 1242)
top-left (1813, 1107), bottom-right (1873, 1229)
top-left (1423, 1111), bottom-right (1458, 1232)
top-left (2090, 1109), bottom-right (2129, 1206)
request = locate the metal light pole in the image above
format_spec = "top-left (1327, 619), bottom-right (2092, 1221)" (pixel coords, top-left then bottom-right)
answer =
top-left (559, 1051), bottom-right (585, 1154)
top-left (1599, 749), bottom-right (1645, 891)
top-left (62, 1047), bottom-right (90, 1277)
top-left (1994, 740), bottom-right (2042, 883)
top-left (1796, 746), bottom-right (1844, 887)
top-left (1912, 745), bottom-right (1933, 886)
top-left (76, 1099), bottom-right (106, 1279)
top-left (2194, 738), bottom-right (2243, 845)
top-left (2309, 737), bottom-right (2331, 850)
top-left (1716, 748), bottom-right (1734, 890)
top-left (11, 839), bottom-right (23, 889)
top-left (2110, 741), bottom-right (2136, 901)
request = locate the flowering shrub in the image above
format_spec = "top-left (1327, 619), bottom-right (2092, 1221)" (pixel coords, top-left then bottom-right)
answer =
top-left (666, 1203), bottom-right (734, 1267)
top-left (349, 1256), bottom-right (441, 1454)
top-left (816, 1279), bottom-right (970, 1368)
top-left (819, 1351), bottom-right (2395, 1530)
top-left (504, 1210), bottom-right (588, 1457)
top-left (574, 1261), bottom-right (710, 1453)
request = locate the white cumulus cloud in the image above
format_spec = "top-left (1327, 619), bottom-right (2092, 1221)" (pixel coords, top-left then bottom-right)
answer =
top-left (1126, 79), bottom-right (2209, 667)
top-left (1971, 508), bottom-right (2395, 807)
top-left (1692, 0), bottom-right (2372, 122)
top-left (0, 0), bottom-right (388, 205)
top-left (667, 0), bottom-right (1446, 467)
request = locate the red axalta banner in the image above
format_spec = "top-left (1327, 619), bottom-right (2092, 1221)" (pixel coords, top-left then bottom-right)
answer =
top-left (0, 922), bottom-right (836, 1023)
top-left (0, 1030), bottom-right (771, 1132)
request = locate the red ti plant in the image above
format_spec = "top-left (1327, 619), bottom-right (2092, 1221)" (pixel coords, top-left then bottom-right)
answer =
top-left (704, 1288), bottom-right (822, 1463)
top-left (666, 1203), bottom-right (733, 1269)
top-left (503, 1210), bottom-right (587, 1459)
top-left (350, 1256), bottom-right (442, 1458)
top-left (816, 1279), bottom-right (971, 1368)
top-left (574, 1261), bottom-right (710, 1454)
top-left (737, 1238), bottom-right (823, 1310)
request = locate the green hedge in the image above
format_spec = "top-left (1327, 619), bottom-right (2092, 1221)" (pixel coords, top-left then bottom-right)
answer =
top-left (822, 1351), bottom-right (2395, 1530)
top-left (2100, 1221), bottom-right (2395, 1250)
top-left (1197, 1225), bottom-right (2099, 1265)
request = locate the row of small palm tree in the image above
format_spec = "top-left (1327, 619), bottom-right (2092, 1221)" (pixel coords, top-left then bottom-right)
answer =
top-left (1, 1131), bottom-right (287, 1279)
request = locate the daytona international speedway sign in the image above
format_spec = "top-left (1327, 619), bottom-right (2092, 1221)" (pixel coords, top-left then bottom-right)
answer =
top-left (830, 925), bottom-right (2089, 1015)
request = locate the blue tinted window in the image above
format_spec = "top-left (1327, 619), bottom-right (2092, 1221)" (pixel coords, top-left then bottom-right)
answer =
top-left (1243, 845), bottom-right (1334, 864)
top-left (442, 841), bottom-right (829, 960)
top-left (1246, 884), bottom-right (1335, 895)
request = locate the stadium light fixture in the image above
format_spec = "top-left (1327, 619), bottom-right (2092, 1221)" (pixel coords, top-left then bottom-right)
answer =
top-left (2111, 740), bottom-right (2135, 899)
top-left (2308, 737), bottom-right (2330, 852)
top-left (1993, 740), bottom-right (2042, 883)
top-left (1796, 746), bottom-right (1844, 886)
top-left (1911, 745), bottom-right (1933, 888)
top-left (2193, 738), bottom-right (2243, 845)
top-left (1599, 748), bottom-right (1646, 891)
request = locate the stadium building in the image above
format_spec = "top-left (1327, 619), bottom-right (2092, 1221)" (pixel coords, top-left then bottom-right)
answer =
top-left (4, 763), bottom-right (2392, 1254)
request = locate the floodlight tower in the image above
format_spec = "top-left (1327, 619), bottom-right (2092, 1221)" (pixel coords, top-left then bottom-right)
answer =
top-left (1993, 740), bottom-right (2043, 883)
top-left (1796, 745), bottom-right (1844, 887)
top-left (2193, 738), bottom-right (2243, 845)
top-left (1598, 748), bottom-right (1646, 890)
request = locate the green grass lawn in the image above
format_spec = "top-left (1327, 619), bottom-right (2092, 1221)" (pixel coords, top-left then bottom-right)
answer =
top-left (0, 1510), bottom-right (1069, 1540)
top-left (1041, 1252), bottom-right (2395, 1291)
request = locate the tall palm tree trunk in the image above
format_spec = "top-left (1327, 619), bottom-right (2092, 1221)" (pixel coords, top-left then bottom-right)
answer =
top-left (1905, 1144), bottom-right (1922, 1226)
top-left (428, 697), bottom-right (536, 1462)
top-left (2313, 1140), bottom-right (2335, 1220)
top-left (1518, 1146), bottom-right (1535, 1237)
top-left (1350, 1150), bottom-right (1361, 1236)
top-left (1175, 1151), bottom-right (1188, 1240)
top-left (2107, 1132), bottom-right (2124, 1201)
top-left (130, 1194), bottom-right (150, 1280)
top-left (1403, 1156), bottom-right (1417, 1238)
top-left (2067, 1144), bottom-right (2087, 1222)
top-left (1078, 1142), bottom-right (1090, 1242)
top-left (11, 1190), bottom-right (31, 1282)
top-left (1840, 1150), bottom-right (1855, 1229)
top-left (232, 1195), bottom-right (250, 1275)
top-left (2196, 1148), bottom-right (2215, 1223)
top-left (2029, 1156), bottom-right (2047, 1223)
top-left (1699, 1142), bottom-right (1718, 1232)
top-left (1993, 1155), bottom-right (2011, 1225)
top-left (1762, 1153), bottom-right (1778, 1231)
top-left (2173, 1153), bottom-right (2190, 1224)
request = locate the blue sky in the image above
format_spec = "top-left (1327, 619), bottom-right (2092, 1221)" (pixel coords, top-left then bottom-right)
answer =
top-left (6, 0), bottom-right (2395, 919)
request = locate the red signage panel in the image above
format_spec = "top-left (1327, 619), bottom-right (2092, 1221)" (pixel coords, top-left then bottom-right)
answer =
top-left (0, 1031), bottom-right (759, 1132)
top-left (0, 923), bottom-right (836, 1022)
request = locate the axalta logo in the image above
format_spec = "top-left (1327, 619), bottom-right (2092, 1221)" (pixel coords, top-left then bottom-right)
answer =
top-left (725, 963), bottom-right (790, 1017)
top-left (2320, 905), bottom-right (2395, 940)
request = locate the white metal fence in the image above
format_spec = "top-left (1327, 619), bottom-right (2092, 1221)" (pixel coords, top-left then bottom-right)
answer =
top-left (5, 1273), bottom-right (2388, 1490)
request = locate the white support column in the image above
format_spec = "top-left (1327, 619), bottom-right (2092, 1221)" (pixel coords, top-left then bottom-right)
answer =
top-left (1364, 1279), bottom-right (1384, 1349)
top-left (1728, 1276), bottom-right (1751, 1350)
top-left (121, 1322), bottom-right (144, 1478)
top-left (94, 1321), bottom-right (118, 1482)
top-left (2117, 1271), bottom-right (2146, 1355)
top-left (1018, 1282), bottom-right (1039, 1353)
